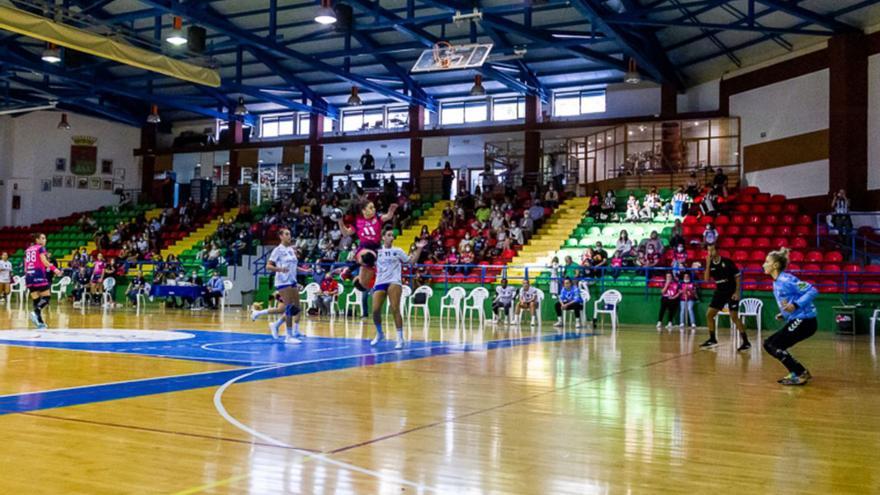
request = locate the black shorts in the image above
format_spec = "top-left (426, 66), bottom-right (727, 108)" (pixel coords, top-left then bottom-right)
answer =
top-left (709, 285), bottom-right (737, 311)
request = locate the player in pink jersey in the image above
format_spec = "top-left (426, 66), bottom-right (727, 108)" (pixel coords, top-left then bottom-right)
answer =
top-left (24, 233), bottom-right (62, 328)
top-left (338, 200), bottom-right (398, 295)
top-left (90, 253), bottom-right (106, 305)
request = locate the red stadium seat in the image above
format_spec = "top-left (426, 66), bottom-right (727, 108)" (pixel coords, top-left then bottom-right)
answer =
top-left (715, 215), bottom-right (730, 225)
top-left (862, 281), bottom-right (880, 293)
top-left (771, 237), bottom-right (788, 248)
top-left (733, 251), bottom-right (749, 262)
top-left (741, 186), bottom-right (759, 195)
top-left (731, 214), bottom-right (746, 224)
top-left (770, 194), bottom-right (786, 203)
top-left (867, 265), bottom-right (880, 274)
top-left (749, 250), bottom-right (766, 262)
top-left (719, 238), bottom-right (736, 249)
top-left (726, 225), bottom-right (741, 237)
top-left (784, 204), bottom-right (799, 213)
top-left (781, 214), bottom-right (795, 224)
top-left (825, 264), bottom-right (842, 273)
top-left (825, 251), bottom-right (844, 263)
top-left (797, 214), bottom-right (812, 225)
top-left (764, 215), bottom-right (779, 225)
top-left (748, 215), bottom-right (761, 224)
top-left (788, 263), bottom-right (802, 272)
top-left (793, 225), bottom-right (811, 237)
top-left (700, 216), bottom-right (713, 225)
top-left (738, 238), bottom-right (754, 248)
top-left (791, 237), bottom-right (809, 249)
top-left (803, 263), bottom-right (821, 272)
top-left (758, 226), bottom-right (775, 237)
top-left (778, 225), bottom-right (792, 236)
top-left (789, 251), bottom-right (805, 262)
top-left (752, 204), bottom-right (767, 213)
top-left (806, 251), bottom-right (824, 263)
top-left (767, 204), bottom-right (783, 213)
top-left (683, 215), bottom-right (698, 225)
top-left (735, 204), bottom-right (750, 213)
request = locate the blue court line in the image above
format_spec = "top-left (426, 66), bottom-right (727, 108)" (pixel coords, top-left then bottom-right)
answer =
top-left (0, 331), bottom-right (590, 416)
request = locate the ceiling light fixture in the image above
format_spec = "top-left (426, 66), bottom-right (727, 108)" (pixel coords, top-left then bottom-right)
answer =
top-left (165, 16), bottom-right (188, 46)
top-left (57, 112), bottom-right (71, 130)
top-left (146, 104), bottom-right (161, 124)
top-left (470, 74), bottom-right (486, 96)
top-left (625, 58), bottom-right (641, 85)
top-left (41, 43), bottom-right (61, 63)
top-left (314, 0), bottom-right (337, 25)
top-left (347, 86), bottom-right (362, 106)
top-left (233, 96), bottom-right (248, 116)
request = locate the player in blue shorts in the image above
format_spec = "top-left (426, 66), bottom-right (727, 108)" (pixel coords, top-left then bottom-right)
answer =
top-left (370, 228), bottom-right (427, 349)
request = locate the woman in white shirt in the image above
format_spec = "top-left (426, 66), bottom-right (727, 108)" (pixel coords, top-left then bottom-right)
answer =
top-left (370, 228), bottom-right (427, 349)
top-left (250, 228), bottom-right (305, 343)
top-left (0, 252), bottom-right (12, 302)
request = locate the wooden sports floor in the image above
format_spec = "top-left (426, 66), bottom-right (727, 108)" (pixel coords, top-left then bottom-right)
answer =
top-left (0, 303), bottom-right (879, 494)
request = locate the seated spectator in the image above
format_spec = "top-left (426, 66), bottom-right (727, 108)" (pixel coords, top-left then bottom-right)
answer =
top-left (587, 190), bottom-right (602, 220)
top-left (516, 279), bottom-right (540, 326)
top-left (613, 230), bottom-right (634, 261)
top-left (553, 277), bottom-right (583, 329)
top-left (703, 223), bottom-right (718, 246)
top-left (700, 189), bottom-right (719, 217)
top-left (640, 188), bottom-right (661, 219)
top-left (458, 232), bottom-right (473, 253)
top-left (126, 270), bottom-right (147, 306)
top-left (685, 172), bottom-right (700, 197)
top-left (591, 242), bottom-right (609, 276)
top-left (460, 245), bottom-right (475, 269)
top-left (544, 187), bottom-right (559, 209)
top-left (671, 186), bottom-right (689, 217)
top-left (671, 244), bottom-right (688, 277)
top-left (637, 244), bottom-right (661, 269)
top-left (528, 201), bottom-right (545, 227)
top-left (642, 231), bottom-right (664, 255)
top-left (601, 191), bottom-right (616, 221)
top-left (625, 195), bottom-right (640, 222)
top-left (491, 278), bottom-right (517, 322)
top-left (563, 255), bottom-right (580, 280)
top-left (669, 219), bottom-right (685, 248)
top-left (317, 274), bottom-right (340, 316)
top-left (205, 270), bottom-right (225, 310)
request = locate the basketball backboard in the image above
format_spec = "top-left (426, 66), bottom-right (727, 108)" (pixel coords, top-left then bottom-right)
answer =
top-left (411, 43), bottom-right (493, 73)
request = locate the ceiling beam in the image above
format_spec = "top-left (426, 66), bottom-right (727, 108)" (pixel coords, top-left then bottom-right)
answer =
top-left (754, 0), bottom-right (860, 33)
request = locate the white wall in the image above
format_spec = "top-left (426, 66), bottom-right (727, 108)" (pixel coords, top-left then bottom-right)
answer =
top-left (868, 54), bottom-right (880, 190)
top-left (731, 69), bottom-right (830, 198)
top-left (731, 69), bottom-right (829, 147)
top-left (0, 111), bottom-right (140, 227)
top-left (677, 79), bottom-right (720, 113)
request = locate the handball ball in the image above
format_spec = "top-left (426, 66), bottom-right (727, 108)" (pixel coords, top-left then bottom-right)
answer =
top-left (330, 208), bottom-right (344, 221)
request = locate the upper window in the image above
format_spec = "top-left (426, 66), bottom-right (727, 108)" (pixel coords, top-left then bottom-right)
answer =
top-left (387, 107), bottom-right (409, 128)
top-left (341, 108), bottom-right (385, 132)
top-left (260, 114), bottom-right (295, 138)
top-left (553, 90), bottom-right (606, 117)
top-left (493, 96), bottom-right (526, 121)
top-left (441, 100), bottom-right (487, 125)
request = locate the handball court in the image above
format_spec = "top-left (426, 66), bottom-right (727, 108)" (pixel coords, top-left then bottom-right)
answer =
top-left (0, 306), bottom-right (878, 494)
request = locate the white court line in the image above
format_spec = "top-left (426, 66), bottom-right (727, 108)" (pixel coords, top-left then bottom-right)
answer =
top-left (0, 342), bottom-right (279, 366)
top-left (200, 339), bottom-right (271, 354)
top-left (213, 347), bottom-right (442, 494)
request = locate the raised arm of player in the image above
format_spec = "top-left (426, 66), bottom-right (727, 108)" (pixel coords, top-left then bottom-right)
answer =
top-left (380, 203), bottom-right (399, 223)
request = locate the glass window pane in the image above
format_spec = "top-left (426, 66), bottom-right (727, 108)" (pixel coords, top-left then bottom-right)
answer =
top-left (278, 116), bottom-right (294, 136)
top-left (298, 115), bottom-right (310, 135)
top-left (387, 107), bottom-right (408, 128)
top-left (464, 101), bottom-right (487, 122)
top-left (682, 120), bottom-right (709, 139)
top-left (425, 111), bottom-right (433, 127)
top-left (710, 137), bottom-right (737, 167)
top-left (554, 92), bottom-right (579, 116)
top-left (262, 118), bottom-right (278, 138)
top-left (342, 111), bottom-right (362, 132)
top-left (493, 98), bottom-right (518, 121)
top-left (441, 104), bottom-right (464, 125)
top-left (323, 118), bottom-right (334, 133)
top-left (364, 110), bottom-right (384, 129)
top-left (517, 98), bottom-right (525, 119)
top-left (581, 92), bottom-right (606, 114)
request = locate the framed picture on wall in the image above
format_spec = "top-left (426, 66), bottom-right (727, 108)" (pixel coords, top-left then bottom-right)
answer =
top-left (77, 177), bottom-right (89, 189)
top-left (90, 177), bottom-right (101, 190)
top-left (41, 179), bottom-right (51, 192)
top-left (65, 176), bottom-right (74, 188)
top-left (101, 159), bottom-right (113, 175)
top-left (52, 176), bottom-right (63, 188)
top-left (102, 179), bottom-right (112, 190)
top-left (55, 158), bottom-right (66, 172)
top-left (114, 167), bottom-right (125, 179)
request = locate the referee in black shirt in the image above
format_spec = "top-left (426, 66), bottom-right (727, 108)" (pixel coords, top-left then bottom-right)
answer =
top-left (701, 244), bottom-right (752, 351)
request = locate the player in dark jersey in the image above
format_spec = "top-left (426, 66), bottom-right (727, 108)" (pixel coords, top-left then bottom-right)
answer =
top-left (24, 233), bottom-right (62, 328)
top-left (700, 243), bottom-right (751, 351)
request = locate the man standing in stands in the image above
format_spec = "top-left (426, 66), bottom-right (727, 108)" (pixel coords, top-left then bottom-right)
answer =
top-left (360, 148), bottom-right (375, 186)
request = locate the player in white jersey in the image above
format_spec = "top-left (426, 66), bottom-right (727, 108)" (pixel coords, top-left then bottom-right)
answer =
top-left (370, 228), bottom-right (427, 349)
top-left (250, 228), bottom-right (305, 343)
top-left (0, 252), bottom-right (12, 303)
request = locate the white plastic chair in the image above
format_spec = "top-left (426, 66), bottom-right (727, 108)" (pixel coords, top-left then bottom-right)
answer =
top-left (516, 288), bottom-right (544, 326)
top-left (408, 285), bottom-right (433, 322)
top-left (439, 286), bottom-right (467, 324)
top-left (593, 289), bottom-right (622, 331)
top-left (462, 287), bottom-right (490, 323)
top-left (714, 298), bottom-right (763, 333)
top-left (102, 277), bottom-right (116, 309)
top-left (50, 276), bottom-right (72, 302)
top-left (135, 284), bottom-right (149, 312)
top-left (221, 279), bottom-right (234, 310)
top-left (344, 287), bottom-right (364, 318)
top-left (300, 282), bottom-right (321, 313)
top-left (385, 285), bottom-right (413, 319)
top-left (9, 276), bottom-right (26, 308)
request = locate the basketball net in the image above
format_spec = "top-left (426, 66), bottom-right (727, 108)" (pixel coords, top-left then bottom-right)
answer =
top-left (432, 41), bottom-right (453, 69)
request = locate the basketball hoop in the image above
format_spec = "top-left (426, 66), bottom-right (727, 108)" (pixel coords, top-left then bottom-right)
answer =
top-left (433, 41), bottom-right (453, 69)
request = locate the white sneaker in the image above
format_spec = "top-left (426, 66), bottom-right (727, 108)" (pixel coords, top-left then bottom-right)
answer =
top-left (269, 319), bottom-right (284, 339)
top-left (575, 323), bottom-right (583, 330)
top-left (30, 312), bottom-right (41, 328)
top-left (370, 334), bottom-right (385, 346)
top-left (394, 339), bottom-right (405, 350)
top-left (691, 324), bottom-right (697, 329)
top-left (553, 320), bottom-right (563, 328)
top-left (530, 319), bottom-right (537, 327)
top-left (250, 310), bottom-right (260, 321)
top-left (666, 322), bottom-right (673, 329)
top-left (679, 323), bottom-right (685, 329)
top-left (656, 321), bottom-right (662, 328)
top-left (285, 336), bottom-right (302, 344)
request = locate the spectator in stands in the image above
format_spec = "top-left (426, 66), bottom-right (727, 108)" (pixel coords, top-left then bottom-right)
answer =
top-left (712, 168), bottom-right (728, 196)
top-left (528, 201), bottom-right (545, 227)
top-left (553, 277), bottom-right (583, 329)
top-left (703, 223), bottom-right (718, 246)
top-left (679, 271), bottom-right (698, 329)
top-left (637, 244), bottom-right (660, 269)
top-left (446, 247), bottom-right (461, 274)
top-left (520, 215), bottom-right (534, 238)
top-left (516, 279), bottom-right (540, 326)
top-left (125, 270), bottom-right (147, 306)
top-left (669, 219), bottom-right (685, 247)
top-left (641, 231), bottom-right (664, 255)
top-left (441, 162), bottom-right (455, 200)
top-left (360, 148), bottom-right (375, 184)
top-left (831, 189), bottom-right (853, 241)
top-left (671, 186), bottom-right (688, 217)
top-left (671, 244), bottom-right (688, 277)
top-left (205, 270), bottom-right (225, 310)
top-left (625, 194), bottom-right (640, 222)
top-left (0, 252), bottom-right (11, 303)
top-left (700, 189), bottom-right (719, 218)
top-left (563, 255), bottom-right (579, 280)
top-left (588, 190), bottom-right (602, 220)
top-left (614, 230), bottom-right (634, 261)
top-left (640, 188), bottom-right (661, 219)
top-left (657, 272), bottom-right (680, 329)
top-left (591, 242), bottom-right (609, 276)
top-left (481, 164), bottom-right (498, 192)
top-left (316, 274), bottom-right (339, 316)
top-left (549, 256), bottom-right (561, 298)
top-left (458, 232), bottom-right (473, 253)
top-left (492, 278), bottom-right (517, 323)
top-left (601, 191), bottom-right (616, 221)
top-left (544, 188), bottom-right (559, 209)
top-left (460, 245), bottom-right (475, 271)
top-left (510, 222), bottom-right (524, 246)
